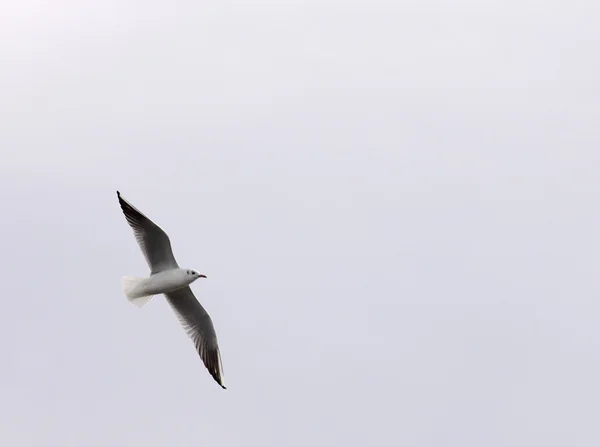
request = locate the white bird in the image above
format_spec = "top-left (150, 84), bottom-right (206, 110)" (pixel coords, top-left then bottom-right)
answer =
top-left (117, 191), bottom-right (226, 389)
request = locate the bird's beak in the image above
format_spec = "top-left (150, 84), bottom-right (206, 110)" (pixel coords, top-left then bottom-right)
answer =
top-left (199, 274), bottom-right (207, 279)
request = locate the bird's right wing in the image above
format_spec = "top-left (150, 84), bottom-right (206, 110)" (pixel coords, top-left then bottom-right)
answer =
top-left (117, 191), bottom-right (179, 273)
top-left (164, 286), bottom-right (226, 389)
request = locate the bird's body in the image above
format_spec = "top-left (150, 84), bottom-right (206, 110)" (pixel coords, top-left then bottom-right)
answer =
top-left (121, 268), bottom-right (200, 300)
top-left (116, 191), bottom-right (226, 389)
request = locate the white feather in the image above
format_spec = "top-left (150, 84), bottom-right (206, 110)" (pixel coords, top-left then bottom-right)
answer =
top-left (121, 276), bottom-right (154, 307)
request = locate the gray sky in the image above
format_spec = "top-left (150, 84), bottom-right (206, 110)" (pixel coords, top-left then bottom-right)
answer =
top-left (1, 1), bottom-right (599, 445)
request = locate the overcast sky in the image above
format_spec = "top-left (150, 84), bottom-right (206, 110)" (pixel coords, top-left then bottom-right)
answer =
top-left (1, 1), bottom-right (599, 446)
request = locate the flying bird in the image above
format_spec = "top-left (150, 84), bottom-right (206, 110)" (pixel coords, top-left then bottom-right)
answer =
top-left (116, 191), bottom-right (226, 389)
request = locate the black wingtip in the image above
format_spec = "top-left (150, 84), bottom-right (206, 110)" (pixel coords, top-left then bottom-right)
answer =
top-left (116, 191), bottom-right (128, 206)
top-left (221, 384), bottom-right (227, 390)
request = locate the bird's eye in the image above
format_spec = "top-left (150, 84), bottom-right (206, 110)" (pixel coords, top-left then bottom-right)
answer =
top-left (192, 271), bottom-right (196, 275)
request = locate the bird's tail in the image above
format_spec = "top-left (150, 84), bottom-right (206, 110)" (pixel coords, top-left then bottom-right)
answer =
top-left (121, 276), bottom-right (154, 308)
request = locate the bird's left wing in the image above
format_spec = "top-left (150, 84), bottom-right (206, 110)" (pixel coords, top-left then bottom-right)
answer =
top-left (164, 286), bottom-right (226, 389)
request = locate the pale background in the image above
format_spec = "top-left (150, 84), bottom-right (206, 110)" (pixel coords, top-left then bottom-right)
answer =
top-left (1, 1), bottom-right (599, 446)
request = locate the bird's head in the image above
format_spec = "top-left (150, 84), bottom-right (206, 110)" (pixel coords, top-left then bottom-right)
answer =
top-left (186, 269), bottom-right (207, 281)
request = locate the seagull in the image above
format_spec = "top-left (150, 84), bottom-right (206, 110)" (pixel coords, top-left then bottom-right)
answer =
top-left (116, 191), bottom-right (226, 389)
